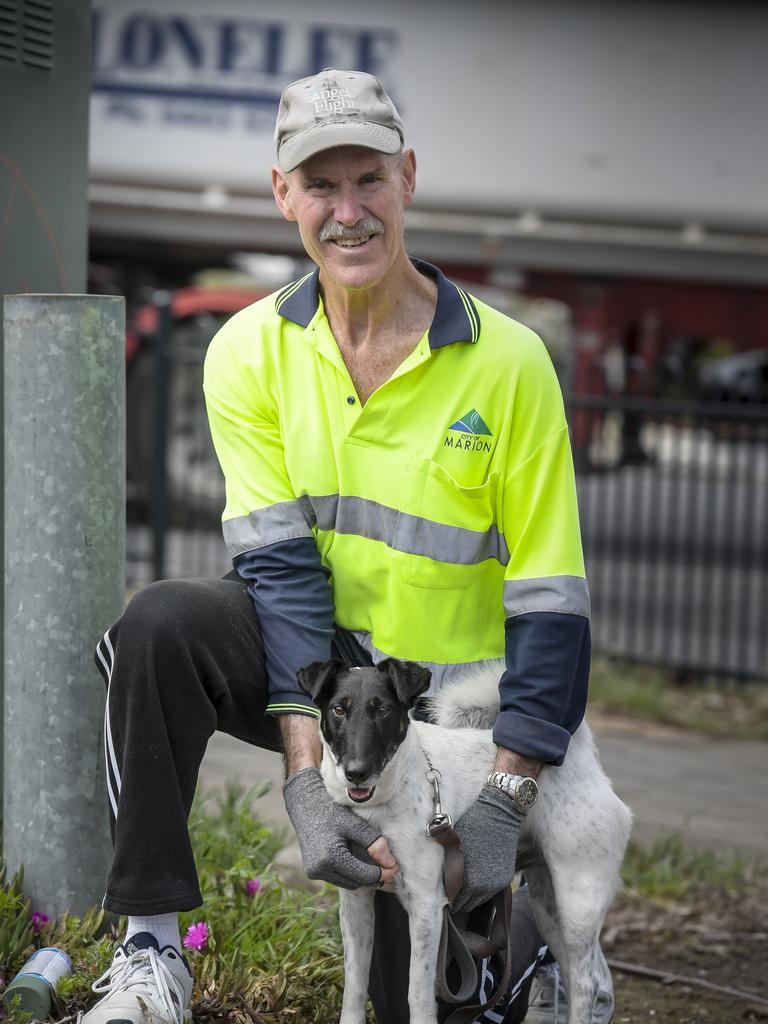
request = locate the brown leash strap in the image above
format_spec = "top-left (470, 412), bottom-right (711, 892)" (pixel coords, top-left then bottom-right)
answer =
top-left (438, 884), bottom-right (518, 1019)
top-left (422, 750), bottom-right (515, 1021)
top-left (428, 813), bottom-right (465, 904)
top-left (436, 906), bottom-right (480, 1004)
top-left (429, 817), bottom-right (515, 1020)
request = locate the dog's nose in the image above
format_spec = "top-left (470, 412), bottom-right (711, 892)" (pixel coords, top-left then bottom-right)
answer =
top-left (344, 763), bottom-right (370, 785)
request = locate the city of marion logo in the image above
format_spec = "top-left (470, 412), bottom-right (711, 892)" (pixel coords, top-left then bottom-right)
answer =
top-left (444, 409), bottom-right (493, 452)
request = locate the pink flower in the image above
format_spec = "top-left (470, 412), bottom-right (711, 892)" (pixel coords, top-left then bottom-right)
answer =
top-left (182, 922), bottom-right (209, 951)
top-left (32, 912), bottom-right (50, 932)
top-left (245, 878), bottom-right (261, 897)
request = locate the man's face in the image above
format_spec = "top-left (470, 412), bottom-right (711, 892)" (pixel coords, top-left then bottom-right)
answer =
top-left (272, 146), bottom-right (416, 292)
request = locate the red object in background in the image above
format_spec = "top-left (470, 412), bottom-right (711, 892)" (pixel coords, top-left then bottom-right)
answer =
top-left (126, 286), bottom-right (266, 363)
top-left (525, 272), bottom-right (768, 350)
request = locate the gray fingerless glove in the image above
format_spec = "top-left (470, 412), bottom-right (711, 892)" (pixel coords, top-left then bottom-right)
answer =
top-left (452, 783), bottom-right (524, 914)
top-left (283, 767), bottom-right (384, 889)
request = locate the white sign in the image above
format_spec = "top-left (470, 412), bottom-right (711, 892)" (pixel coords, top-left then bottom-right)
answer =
top-left (90, 2), bottom-right (401, 188)
top-left (89, 0), bottom-right (768, 227)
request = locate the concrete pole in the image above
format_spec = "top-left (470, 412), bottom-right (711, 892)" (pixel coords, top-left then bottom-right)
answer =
top-left (3, 294), bottom-right (124, 917)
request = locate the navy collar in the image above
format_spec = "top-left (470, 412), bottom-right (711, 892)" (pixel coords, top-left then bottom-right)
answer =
top-left (275, 258), bottom-right (480, 348)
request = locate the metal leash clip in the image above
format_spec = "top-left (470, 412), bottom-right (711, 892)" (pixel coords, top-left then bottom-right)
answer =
top-left (425, 764), bottom-right (454, 837)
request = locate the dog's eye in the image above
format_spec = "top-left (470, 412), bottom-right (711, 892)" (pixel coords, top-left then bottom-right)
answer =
top-left (332, 705), bottom-right (346, 717)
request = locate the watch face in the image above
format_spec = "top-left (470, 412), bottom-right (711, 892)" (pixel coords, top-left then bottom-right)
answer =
top-left (516, 778), bottom-right (538, 810)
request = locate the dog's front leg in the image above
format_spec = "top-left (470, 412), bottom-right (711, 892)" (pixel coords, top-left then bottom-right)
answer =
top-left (338, 887), bottom-right (375, 1024)
top-left (404, 893), bottom-right (444, 1024)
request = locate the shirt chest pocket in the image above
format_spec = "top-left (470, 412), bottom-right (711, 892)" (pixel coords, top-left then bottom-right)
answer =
top-left (390, 456), bottom-right (503, 589)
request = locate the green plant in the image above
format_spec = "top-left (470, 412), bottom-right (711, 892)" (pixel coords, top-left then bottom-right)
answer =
top-left (621, 832), bottom-right (766, 899)
top-left (0, 865), bottom-right (35, 976)
top-left (47, 909), bottom-right (115, 1014)
top-left (180, 785), bottom-right (346, 1023)
top-left (588, 656), bottom-right (768, 738)
top-left (0, 786), bottom-right (354, 1023)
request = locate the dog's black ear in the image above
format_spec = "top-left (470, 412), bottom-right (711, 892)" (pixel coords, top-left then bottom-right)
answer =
top-left (296, 659), bottom-right (345, 702)
top-left (379, 658), bottom-right (432, 707)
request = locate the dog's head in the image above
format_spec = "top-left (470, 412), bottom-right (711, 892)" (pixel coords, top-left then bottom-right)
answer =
top-left (297, 658), bottom-right (431, 804)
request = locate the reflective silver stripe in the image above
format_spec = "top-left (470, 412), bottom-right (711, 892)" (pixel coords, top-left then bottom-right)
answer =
top-left (223, 497), bottom-right (314, 556)
top-left (318, 494), bottom-right (508, 566)
top-left (503, 576), bottom-right (591, 618)
top-left (306, 493), bottom-right (338, 531)
top-left (225, 493), bottom-right (508, 565)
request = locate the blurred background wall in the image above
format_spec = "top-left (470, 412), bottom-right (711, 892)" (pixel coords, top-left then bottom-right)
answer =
top-left (88, 0), bottom-right (768, 284)
top-left (87, 0), bottom-right (768, 429)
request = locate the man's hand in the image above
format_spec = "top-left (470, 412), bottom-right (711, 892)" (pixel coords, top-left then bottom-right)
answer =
top-left (452, 783), bottom-right (524, 914)
top-left (278, 714), bottom-right (399, 886)
top-left (283, 767), bottom-right (399, 889)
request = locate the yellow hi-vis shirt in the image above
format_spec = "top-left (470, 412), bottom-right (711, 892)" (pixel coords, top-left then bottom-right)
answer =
top-left (204, 260), bottom-right (590, 763)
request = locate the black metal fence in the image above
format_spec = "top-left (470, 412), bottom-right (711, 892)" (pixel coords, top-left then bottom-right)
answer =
top-left (570, 395), bottom-right (767, 678)
top-left (127, 339), bottom-right (768, 680)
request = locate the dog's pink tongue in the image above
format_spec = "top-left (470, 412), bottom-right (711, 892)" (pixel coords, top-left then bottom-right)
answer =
top-left (348, 787), bottom-right (371, 801)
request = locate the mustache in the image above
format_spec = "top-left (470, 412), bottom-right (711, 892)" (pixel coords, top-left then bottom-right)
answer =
top-left (318, 217), bottom-right (385, 242)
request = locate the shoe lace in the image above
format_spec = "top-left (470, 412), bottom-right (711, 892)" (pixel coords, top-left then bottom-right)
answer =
top-left (529, 962), bottom-right (565, 1018)
top-left (551, 963), bottom-right (563, 1021)
top-left (92, 947), bottom-right (186, 1024)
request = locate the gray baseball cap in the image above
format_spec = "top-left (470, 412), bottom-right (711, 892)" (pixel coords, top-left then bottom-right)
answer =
top-left (274, 68), bottom-right (404, 172)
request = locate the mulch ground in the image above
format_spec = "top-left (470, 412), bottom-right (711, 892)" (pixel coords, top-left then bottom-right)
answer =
top-left (603, 883), bottom-right (768, 1023)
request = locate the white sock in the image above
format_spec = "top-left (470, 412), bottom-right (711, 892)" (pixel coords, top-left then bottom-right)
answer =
top-left (125, 913), bottom-right (181, 951)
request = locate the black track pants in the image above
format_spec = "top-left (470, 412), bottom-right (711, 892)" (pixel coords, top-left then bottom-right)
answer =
top-left (94, 573), bottom-right (281, 914)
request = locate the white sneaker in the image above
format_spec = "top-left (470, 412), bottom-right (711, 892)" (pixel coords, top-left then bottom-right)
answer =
top-left (523, 952), bottom-right (614, 1024)
top-left (83, 933), bottom-right (193, 1024)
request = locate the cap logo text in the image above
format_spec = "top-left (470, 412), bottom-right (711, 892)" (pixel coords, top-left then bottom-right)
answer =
top-left (310, 86), bottom-right (358, 116)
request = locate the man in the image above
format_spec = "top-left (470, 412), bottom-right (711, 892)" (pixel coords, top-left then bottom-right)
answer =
top-left (85, 70), bottom-right (608, 1024)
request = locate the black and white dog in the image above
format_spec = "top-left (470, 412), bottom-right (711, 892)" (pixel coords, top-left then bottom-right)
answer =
top-left (298, 657), bottom-right (632, 1024)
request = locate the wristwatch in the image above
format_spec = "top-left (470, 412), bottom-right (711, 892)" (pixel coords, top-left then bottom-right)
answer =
top-left (486, 771), bottom-right (539, 813)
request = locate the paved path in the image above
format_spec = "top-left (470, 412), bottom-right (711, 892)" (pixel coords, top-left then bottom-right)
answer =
top-left (199, 715), bottom-right (767, 858)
